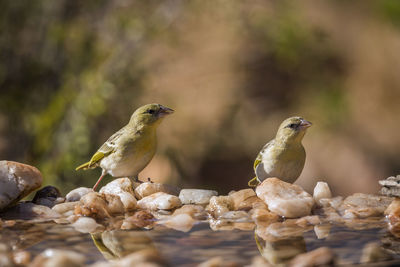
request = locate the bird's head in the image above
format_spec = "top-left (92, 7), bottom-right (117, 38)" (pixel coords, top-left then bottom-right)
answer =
top-left (130, 103), bottom-right (174, 126)
top-left (276, 116), bottom-right (312, 144)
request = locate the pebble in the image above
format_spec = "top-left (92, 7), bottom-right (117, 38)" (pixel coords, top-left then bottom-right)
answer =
top-left (32, 186), bottom-right (64, 208)
top-left (99, 178), bottom-right (137, 211)
top-left (137, 192), bottom-right (182, 210)
top-left (384, 198), bottom-right (400, 237)
top-left (0, 202), bottom-right (60, 220)
top-left (172, 204), bottom-right (207, 219)
top-left (0, 161), bottom-right (43, 210)
top-left (379, 175), bottom-right (400, 197)
top-left (66, 187), bottom-right (93, 202)
top-left (250, 207), bottom-right (280, 227)
top-left (289, 247), bottom-right (335, 267)
top-left (121, 210), bottom-right (155, 229)
top-left (206, 195), bottom-right (233, 218)
top-left (229, 189), bottom-right (258, 210)
top-left (314, 224), bottom-right (331, 239)
top-left (179, 189), bottom-right (218, 205)
top-left (52, 202), bottom-right (78, 217)
top-left (340, 193), bottom-right (393, 219)
top-left (74, 192), bottom-right (111, 219)
top-left (12, 250), bottom-right (31, 266)
top-left (256, 178), bottom-right (315, 218)
top-left (135, 182), bottom-right (180, 199)
top-left (313, 182), bottom-right (332, 206)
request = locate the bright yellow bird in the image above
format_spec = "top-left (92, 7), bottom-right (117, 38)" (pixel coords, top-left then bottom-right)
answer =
top-left (76, 103), bottom-right (174, 190)
top-left (248, 116), bottom-right (312, 187)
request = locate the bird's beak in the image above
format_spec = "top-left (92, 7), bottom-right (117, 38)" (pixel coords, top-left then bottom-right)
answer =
top-left (300, 119), bottom-right (312, 129)
top-left (157, 105), bottom-right (174, 117)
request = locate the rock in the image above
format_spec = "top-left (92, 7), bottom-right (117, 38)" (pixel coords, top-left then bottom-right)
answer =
top-left (30, 249), bottom-right (85, 267)
top-left (295, 215), bottom-right (321, 227)
top-left (134, 182), bottom-right (179, 199)
top-left (219, 210), bottom-right (250, 221)
top-left (137, 192), bottom-right (181, 210)
top-left (379, 175), bottom-right (400, 197)
top-left (66, 187), bottom-right (93, 202)
top-left (256, 178), bottom-right (314, 218)
top-left (179, 189), bottom-right (218, 205)
top-left (385, 198), bottom-right (400, 237)
top-left (339, 193), bottom-right (393, 219)
top-left (121, 210), bottom-right (155, 229)
top-left (257, 221), bottom-right (313, 240)
top-left (313, 182), bottom-right (332, 206)
top-left (158, 213), bottom-right (196, 232)
top-left (0, 243), bottom-right (15, 267)
top-left (206, 195), bottom-right (233, 218)
top-left (52, 202), bottom-right (78, 217)
top-left (0, 202), bottom-right (60, 220)
top-left (32, 186), bottom-right (64, 208)
top-left (318, 196), bottom-right (343, 210)
top-left (172, 204), bottom-right (206, 219)
top-left (71, 216), bottom-right (104, 233)
top-left (74, 192), bottom-right (110, 219)
top-left (229, 189), bottom-right (259, 210)
top-left (289, 247), bottom-right (335, 267)
top-left (90, 248), bottom-right (166, 267)
top-left (100, 178), bottom-right (137, 211)
top-left (13, 250), bottom-right (31, 266)
top-left (249, 256), bottom-right (273, 267)
top-left (0, 161), bottom-right (43, 210)
top-left (360, 242), bottom-right (392, 263)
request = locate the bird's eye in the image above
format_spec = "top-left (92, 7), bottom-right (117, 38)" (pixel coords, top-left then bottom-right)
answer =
top-left (147, 109), bottom-right (155, 114)
top-left (288, 123), bottom-right (297, 129)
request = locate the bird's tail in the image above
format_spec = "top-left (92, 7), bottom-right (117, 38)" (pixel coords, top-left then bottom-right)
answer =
top-left (75, 161), bottom-right (91, 171)
top-left (248, 177), bottom-right (260, 187)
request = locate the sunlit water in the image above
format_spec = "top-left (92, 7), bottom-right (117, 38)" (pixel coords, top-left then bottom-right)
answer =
top-left (2, 219), bottom-right (400, 266)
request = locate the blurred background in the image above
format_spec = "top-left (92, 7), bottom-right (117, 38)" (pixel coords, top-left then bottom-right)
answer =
top-left (1, 0), bottom-right (399, 196)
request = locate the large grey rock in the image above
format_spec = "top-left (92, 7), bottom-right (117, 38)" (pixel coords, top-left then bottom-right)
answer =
top-left (0, 161), bottom-right (42, 210)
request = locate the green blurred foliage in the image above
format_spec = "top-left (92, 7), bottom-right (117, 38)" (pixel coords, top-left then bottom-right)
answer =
top-left (1, 0), bottom-right (400, 195)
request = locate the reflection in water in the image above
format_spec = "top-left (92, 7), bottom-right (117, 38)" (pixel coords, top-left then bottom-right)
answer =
top-left (91, 230), bottom-right (155, 260)
top-left (255, 231), bottom-right (306, 264)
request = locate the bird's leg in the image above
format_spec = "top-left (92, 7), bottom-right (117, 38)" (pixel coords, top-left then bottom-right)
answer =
top-left (93, 169), bottom-right (107, 191)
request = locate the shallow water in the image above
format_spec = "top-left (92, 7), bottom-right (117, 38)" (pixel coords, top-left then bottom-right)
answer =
top-left (2, 219), bottom-right (400, 266)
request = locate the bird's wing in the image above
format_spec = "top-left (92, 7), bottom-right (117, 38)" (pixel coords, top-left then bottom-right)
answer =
top-left (254, 139), bottom-right (275, 179)
top-left (87, 127), bottom-right (126, 167)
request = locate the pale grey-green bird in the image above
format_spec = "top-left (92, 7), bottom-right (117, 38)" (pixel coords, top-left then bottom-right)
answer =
top-left (248, 116), bottom-right (312, 187)
top-left (76, 103), bottom-right (174, 190)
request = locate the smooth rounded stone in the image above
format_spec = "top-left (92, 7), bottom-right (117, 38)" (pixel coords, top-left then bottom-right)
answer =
top-left (257, 220), bottom-right (313, 241)
top-left (121, 210), bottom-right (155, 229)
top-left (314, 224), bottom-right (331, 239)
top-left (0, 243), bottom-right (15, 267)
top-left (295, 216), bottom-right (321, 227)
top-left (206, 195), bottom-right (233, 218)
top-left (340, 193), bottom-right (393, 219)
top-left (289, 247), bottom-right (335, 267)
top-left (384, 198), bottom-right (400, 236)
top-left (100, 178), bottom-right (137, 211)
top-left (178, 189), bottom-right (218, 205)
top-left (135, 182), bottom-right (180, 200)
top-left (229, 189), bottom-right (258, 210)
top-left (249, 256), bottom-right (273, 267)
top-left (91, 248), bottom-right (166, 267)
top-left (137, 192), bottom-right (181, 210)
top-left (0, 202), bottom-right (60, 220)
top-left (313, 182), bottom-right (332, 206)
top-left (256, 178), bottom-right (314, 218)
top-left (52, 202), bottom-right (78, 217)
top-left (379, 175), bottom-right (400, 197)
top-left (74, 192), bottom-right (110, 218)
top-left (0, 161), bottom-right (43, 210)
top-left (103, 194), bottom-right (125, 214)
top-left (157, 213), bottom-right (196, 232)
top-left (71, 217), bottom-right (104, 233)
top-left (360, 242), bottom-right (393, 263)
top-left (30, 249), bottom-right (85, 267)
top-left (66, 187), bottom-right (93, 202)
top-left (173, 204), bottom-right (206, 220)
top-left (318, 196), bottom-right (343, 209)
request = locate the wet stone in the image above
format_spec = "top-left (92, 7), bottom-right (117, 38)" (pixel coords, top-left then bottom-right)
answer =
top-left (179, 189), bottom-right (218, 205)
top-left (256, 178), bottom-right (314, 218)
top-left (0, 202), bottom-right (60, 221)
top-left (173, 204), bottom-right (207, 220)
top-left (71, 216), bottom-right (104, 233)
top-left (137, 192), bottom-right (181, 210)
top-left (30, 249), bottom-right (85, 267)
top-left (379, 175), bottom-right (400, 197)
top-left (0, 161), bottom-right (43, 210)
top-left (135, 182), bottom-right (180, 200)
top-left (229, 189), bottom-right (259, 211)
top-left (99, 178), bottom-right (137, 211)
top-left (360, 242), bottom-right (393, 263)
top-left (66, 187), bottom-right (93, 202)
top-left (158, 213), bottom-right (196, 232)
top-left (289, 247), bottom-right (335, 267)
top-left (339, 193), bottom-right (393, 219)
top-left (313, 182), bottom-right (332, 206)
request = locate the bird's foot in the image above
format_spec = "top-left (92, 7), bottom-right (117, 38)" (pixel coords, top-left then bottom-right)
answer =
top-left (147, 177), bottom-right (154, 183)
